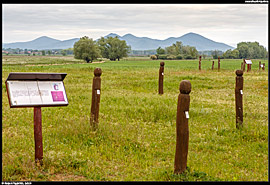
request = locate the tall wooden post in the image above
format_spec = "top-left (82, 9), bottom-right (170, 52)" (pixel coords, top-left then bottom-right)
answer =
top-left (90, 68), bottom-right (102, 130)
top-left (174, 80), bottom-right (191, 174)
top-left (218, 57), bottom-right (220, 71)
top-left (199, 56), bottom-right (201, 71)
top-left (212, 61), bottom-right (214, 70)
top-left (159, 62), bottom-right (165, 95)
top-left (259, 61), bottom-right (261, 70)
top-left (34, 106), bottom-right (43, 165)
top-left (235, 70), bottom-right (243, 129)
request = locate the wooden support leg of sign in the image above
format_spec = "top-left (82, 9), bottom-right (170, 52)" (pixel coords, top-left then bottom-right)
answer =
top-left (90, 68), bottom-right (102, 130)
top-left (159, 62), bottom-right (165, 95)
top-left (262, 63), bottom-right (265, 71)
top-left (174, 80), bottom-right (191, 174)
top-left (235, 70), bottom-right (244, 129)
top-left (34, 106), bottom-right (43, 165)
top-left (212, 61), bottom-right (214, 70)
top-left (259, 61), bottom-right (261, 70)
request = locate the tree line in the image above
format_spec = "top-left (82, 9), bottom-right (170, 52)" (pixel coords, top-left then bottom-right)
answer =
top-left (222, 42), bottom-right (268, 59)
top-left (151, 41), bottom-right (199, 60)
top-left (73, 36), bottom-right (130, 63)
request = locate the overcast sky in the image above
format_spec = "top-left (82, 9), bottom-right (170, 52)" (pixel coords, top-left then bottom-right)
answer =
top-left (2, 4), bottom-right (268, 49)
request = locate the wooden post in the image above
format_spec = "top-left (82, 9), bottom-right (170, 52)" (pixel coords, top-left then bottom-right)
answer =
top-left (174, 80), bottom-right (191, 174)
top-left (199, 56), bottom-right (201, 71)
top-left (259, 61), bottom-right (261, 70)
top-left (90, 68), bottom-right (102, 130)
top-left (34, 106), bottom-right (43, 165)
top-left (243, 59), bottom-right (246, 72)
top-left (159, 62), bottom-right (165, 95)
top-left (235, 70), bottom-right (243, 129)
top-left (218, 57), bottom-right (220, 71)
top-left (212, 61), bottom-right (214, 70)
top-left (262, 63), bottom-right (265, 71)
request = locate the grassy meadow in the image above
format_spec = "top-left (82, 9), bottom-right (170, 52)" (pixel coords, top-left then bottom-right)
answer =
top-left (2, 55), bottom-right (268, 181)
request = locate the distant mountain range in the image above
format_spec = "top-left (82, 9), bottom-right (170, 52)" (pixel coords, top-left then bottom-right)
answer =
top-left (2, 32), bottom-right (234, 51)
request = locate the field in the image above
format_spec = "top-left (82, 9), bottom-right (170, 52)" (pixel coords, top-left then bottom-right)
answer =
top-left (2, 55), bottom-right (268, 181)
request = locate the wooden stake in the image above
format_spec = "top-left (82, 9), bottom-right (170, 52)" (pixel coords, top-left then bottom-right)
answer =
top-left (159, 62), bottom-right (165, 95)
top-left (235, 70), bottom-right (243, 129)
top-left (199, 56), bottom-right (201, 71)
top-left (218, 57), bottom-right (220, 71)
top-left (34, 106), bottom-right (43, 165)
top-left (174, 80), bottom-right (191, 174)
top-left (212, 61), bottom-right (214, 70)
top-left (90, 68), bottom-right (102, 130)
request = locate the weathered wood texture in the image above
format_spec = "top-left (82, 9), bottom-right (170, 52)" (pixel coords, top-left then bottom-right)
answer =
top-left (90, 68), bottom-right (102, 130)
top-left (159, 62), bottom-right (165, 95)
top-left (235, 70), bottom-right (244, 129)
top-left (174, 80), bottom-right (191, 174)
top-left (34, 106), bottom-right (43, 165)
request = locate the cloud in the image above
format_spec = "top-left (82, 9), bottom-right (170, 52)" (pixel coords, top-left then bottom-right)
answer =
top-left (2, 4), bottom-right (268, 48)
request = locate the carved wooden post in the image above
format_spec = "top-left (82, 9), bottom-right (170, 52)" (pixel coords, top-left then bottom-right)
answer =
top-left (159, 62), bottom-right (165, 95)
top-left (34, 106), bottom-right (43, 165)
top-left (235, 70), bottom-right (243, 129)
top-left (174, 80), bottom-right (191, 174)
top-left (199, 56), bottom-right (201, 71)
top-left (212, 61), bottom-right (214, 70)
top-left (259, 61), bottom-right (261, 70)
top-left (90, 68), bottom-right (102, 130)
top-left (218, 57), bottom-right (220, 71)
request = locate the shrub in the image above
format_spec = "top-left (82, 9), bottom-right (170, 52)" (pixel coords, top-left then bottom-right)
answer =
top-left (176, 55), bottom-right (183, 60)
top-left (150, 55), bottom-right (157, 60)
top-left (158, 55), bottom-right (167, 60)
top-left (167, 55), bottom-right (176, 60)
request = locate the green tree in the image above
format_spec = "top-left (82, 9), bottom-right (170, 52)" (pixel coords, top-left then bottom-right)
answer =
top-left (98, 36), bottom-right (130, 61)
top-left (73, 36), bottom-right (101, 63)
top-left (156, 47), bottom-right (165, 55)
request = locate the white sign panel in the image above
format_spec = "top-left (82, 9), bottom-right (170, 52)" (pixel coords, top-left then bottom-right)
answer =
top-left (6, 81), bottom-right (68, 107)
top-left (245, 60), bottom-right (252, 64)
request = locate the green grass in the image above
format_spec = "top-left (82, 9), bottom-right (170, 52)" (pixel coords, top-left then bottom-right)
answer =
top-left (2, 55), bottom-right (268, 181)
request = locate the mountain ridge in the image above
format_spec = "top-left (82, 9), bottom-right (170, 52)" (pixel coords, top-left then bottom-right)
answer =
top-left (3, 32), bottom-right (235, 51)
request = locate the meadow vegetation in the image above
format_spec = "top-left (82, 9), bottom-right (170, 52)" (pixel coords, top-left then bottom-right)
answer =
top-left (2, 55), bottom-right (268, 181)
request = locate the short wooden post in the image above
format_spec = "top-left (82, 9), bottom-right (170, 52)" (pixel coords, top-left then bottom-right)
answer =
top-left (235, 70), bottom-right (243, 129)
top-left (34, 106), bottom-right (43, 165)
top-left (262, 63), bottom-right (265, 71)
top-left (199, 56), bottom-right (201, 71)
top-left (174, 80), bottom-right (191, 174)
top-left (259, 61), bottom-right (261, 70)
top-left (243, 59), bottom-right (246, 72)
top-left (90, 68), bottom-right (102, 130)
top-left (218, 57), bottom-right (220, 71)
top-left (212, 61), bottom-right (214, 70)
top-left (159, 62), bottom-right (165, 95)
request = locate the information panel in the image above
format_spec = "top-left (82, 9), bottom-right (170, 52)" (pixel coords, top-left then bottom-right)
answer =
top-left (6, 80), bottom-right (68, 107)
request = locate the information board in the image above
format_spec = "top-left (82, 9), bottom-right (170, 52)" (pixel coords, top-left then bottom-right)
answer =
top-left (6, 81), bottom-right (68, 107)
top-left (5, 72), bottom-right (68, 108)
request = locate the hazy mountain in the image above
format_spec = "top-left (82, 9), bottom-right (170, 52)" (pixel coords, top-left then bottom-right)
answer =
top-left (115, 32), bottom-right (234, 51)
top-left (3, 36), bottom-right (79, 50)
top-left (3, 32), bottom-right (234, 51)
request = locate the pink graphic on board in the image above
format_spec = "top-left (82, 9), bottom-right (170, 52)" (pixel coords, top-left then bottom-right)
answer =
top-left (51, 91), bottom-right (65, 102)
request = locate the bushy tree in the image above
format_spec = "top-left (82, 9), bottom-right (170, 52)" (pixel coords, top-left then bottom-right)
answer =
top-left (73, 36), bottom-right (101, 63)
top-left (98, 36), bottom-right (130, 61)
